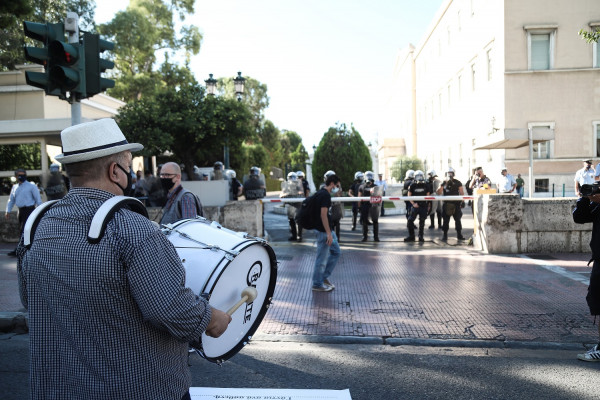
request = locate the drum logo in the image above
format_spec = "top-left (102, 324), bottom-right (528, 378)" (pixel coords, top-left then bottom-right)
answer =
top-left (244, 261), bottom-right (262, 323)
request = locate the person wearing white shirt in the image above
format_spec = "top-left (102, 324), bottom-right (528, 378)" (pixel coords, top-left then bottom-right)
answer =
top-left (498, 168), bottom-right (517, 193)
top-left (575, 159), bottom-right (596, 196)
top-left (375, 174), bottom-right (388, 216)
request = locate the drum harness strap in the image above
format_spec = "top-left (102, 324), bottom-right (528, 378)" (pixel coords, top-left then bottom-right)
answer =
top-left (24, 196), bottom-right (149, 248)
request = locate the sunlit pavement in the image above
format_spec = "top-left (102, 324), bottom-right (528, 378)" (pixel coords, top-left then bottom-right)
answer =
top-left (1, 200), bottom-right (597, 346)
top-left (260, 200), bottom-right (597, 346)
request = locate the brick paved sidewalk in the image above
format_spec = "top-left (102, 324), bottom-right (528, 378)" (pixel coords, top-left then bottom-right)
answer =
top-left (257, 238), bottom-right (596, 345)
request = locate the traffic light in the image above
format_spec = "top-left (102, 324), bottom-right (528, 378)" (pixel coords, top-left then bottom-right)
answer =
top-left (48, 39), bottom-right (85, 96)
top-left (23, 21), bottom-right (64, 95)
top-left (84, 33), bottom-right (115, 97)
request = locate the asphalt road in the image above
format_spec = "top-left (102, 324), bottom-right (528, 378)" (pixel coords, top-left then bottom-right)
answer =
top-left (2, 333), bottom-right (600, 400)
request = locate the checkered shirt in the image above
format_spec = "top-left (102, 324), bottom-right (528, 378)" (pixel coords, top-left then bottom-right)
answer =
top-left (17, 187), bottom-right (212, 399)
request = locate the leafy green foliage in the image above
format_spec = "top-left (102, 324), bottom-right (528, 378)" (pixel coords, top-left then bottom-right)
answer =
top-left (390, 155), bottom-right (424, 182)
top-left (98, 0), bottom-right (201, 101)
top-left (579, 28), bottom-right (600, 43)
top-left (289, 142), bottom-right (309, 172)
top-left (312, 122), bottom-right (371, 188)
top-left (0, 0), bottom-right (95, 71)
top-left (0, 143), bottom-right (43, 171)
top-left (116, 82), bottom-right (253, 179)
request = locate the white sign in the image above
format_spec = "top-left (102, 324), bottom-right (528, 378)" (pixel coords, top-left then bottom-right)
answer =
top-left (190, 387), bottom-right (352, 399)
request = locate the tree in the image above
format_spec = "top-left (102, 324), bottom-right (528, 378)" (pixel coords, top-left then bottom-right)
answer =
top-left (98, 0), bottom-right (201, 101)
top-left (0, 143), bottom-right (43, 172)
top-left (579, 28), bottom-right (600, 43)
top-left (312, 122), bottom-right (371, 188)
top-left (0, 0), bottom-right (95, 71)
top-left (289, 142), bottom-right (309, 173)
top-left (217, 76), bottom-right (269, 135)
top-left (259, 120), bottom-right (283, 171)
top-left (390, 155), bottom-right (424, 182)
top-left (116, 82), bottom-right (253, 179)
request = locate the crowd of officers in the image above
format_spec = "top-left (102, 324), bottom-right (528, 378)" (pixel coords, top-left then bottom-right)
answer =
top-left (281, 167), bottom-right (468, 243)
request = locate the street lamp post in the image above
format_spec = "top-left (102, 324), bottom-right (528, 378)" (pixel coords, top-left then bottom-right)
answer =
top-left (233, 71), bottom-right (245, 102)
top-left (204, 73), bottom-right (217, 96)
top-left (205, 72), bottom-right (245, 169)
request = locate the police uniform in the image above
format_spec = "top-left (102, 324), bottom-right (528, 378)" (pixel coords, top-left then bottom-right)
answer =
top-left (440, 178), bottom-right (466, 241)
top-left (359, 182), bottom-right (380, 242)
top-left (406, 180), bottom-right (432, 241)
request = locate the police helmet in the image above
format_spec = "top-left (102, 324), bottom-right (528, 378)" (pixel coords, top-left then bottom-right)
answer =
top-left (214, 161), bottom-right (224, 170)
top-left (405, 169), bottom-right (415, 179)
top-left (250, 166), bottom-right (261, 176)
top-left (414, 170), bottom-right (425, 182)
top-left (427, 169), bottom-right (436, 177)
top-left (296, 171), bottom-right (305, 178)
top-left (227, 170), bottom-right (236, 179)
top-left (354, 171), bottom-right (364, 181)
top-left (287, 172), bottom-right (298, 181)
top-left (50, 163), bottom-right (60, 172)
top-left (447, 167), bottom-right (455, 178)
top-left (323, 170), bottom-right (336, 181)
top-left (365, 171), bottom-right (375, 182)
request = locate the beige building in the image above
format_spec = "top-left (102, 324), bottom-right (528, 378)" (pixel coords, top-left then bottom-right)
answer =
top-left (391, 0), bottom-right (600, 196)
top-left (0, 64), bottom-right (125, 181)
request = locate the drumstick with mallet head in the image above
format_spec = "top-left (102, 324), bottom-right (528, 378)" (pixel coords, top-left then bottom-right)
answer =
top-left (226, 287), bottom-right (258, 316)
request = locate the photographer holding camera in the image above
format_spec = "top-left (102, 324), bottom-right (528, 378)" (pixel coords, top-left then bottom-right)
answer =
top-left (572, 187), bottom-right (600, 361)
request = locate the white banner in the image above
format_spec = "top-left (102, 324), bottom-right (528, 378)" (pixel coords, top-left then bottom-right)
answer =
top-left (190, 387), bottom-right (352, 399)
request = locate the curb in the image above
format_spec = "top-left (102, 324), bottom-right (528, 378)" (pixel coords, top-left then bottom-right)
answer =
top-left (252, 333), bottom-right (590, 351)
top-left (0, 312), bottom-right (28, 334)
top-left (1, 317), bottom-right (592, 351)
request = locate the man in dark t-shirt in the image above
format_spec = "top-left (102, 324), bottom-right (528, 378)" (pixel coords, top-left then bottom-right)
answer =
top-left (311, 174), bottom-right (342, 292)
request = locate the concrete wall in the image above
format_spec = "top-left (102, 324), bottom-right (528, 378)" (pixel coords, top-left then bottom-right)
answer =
top-left (473, 194), bottom-right (590, 253)
top-left (1, 199), bottom-right (264, 243)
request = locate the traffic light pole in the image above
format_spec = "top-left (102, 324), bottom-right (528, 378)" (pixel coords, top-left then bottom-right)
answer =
top-left (66, 12), bottom-right (81, 126)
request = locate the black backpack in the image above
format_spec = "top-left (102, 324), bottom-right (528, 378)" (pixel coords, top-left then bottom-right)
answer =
top-left (295, 192), bottom-right (321, 230)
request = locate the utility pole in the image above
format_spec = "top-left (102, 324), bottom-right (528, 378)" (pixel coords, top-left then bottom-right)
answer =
top-left (65, 12), bottom-right (81, 126)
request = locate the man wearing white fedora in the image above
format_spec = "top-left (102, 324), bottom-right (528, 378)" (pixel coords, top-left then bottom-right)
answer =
top-left (17, 118), bottom-right (231, 400)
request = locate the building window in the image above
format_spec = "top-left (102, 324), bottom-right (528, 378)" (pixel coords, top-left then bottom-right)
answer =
top-left (447, 84), bottom-right (451, 106)
top-left (526, 27), bottom-right (556, 70)
top-left (447, 26), bottom-right (451, 45)
top-left (457, 10), bottom-right (462, 32)
top-left (535, 179), bottom-right (549, 193)
top-left (487, 48), bottom-right (493, 80)
top-left (439, 92), bottom-right (443, 115)
top-left (594, 41), bottom-right (600, 68)
top-left (530, 123), bottom-right (554, 159)
top-left (533, 141), bottom-right (551, 159)
top-left (471, 63), bottom-right (476, 91)
top-left (458, 74), bottom-right (462, 99)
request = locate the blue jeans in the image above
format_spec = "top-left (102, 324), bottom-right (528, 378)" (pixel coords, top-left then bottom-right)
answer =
top-left (312, 231), bottom-right (341, 287)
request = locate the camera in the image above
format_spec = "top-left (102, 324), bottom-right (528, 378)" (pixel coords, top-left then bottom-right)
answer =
top-left (580, 182), bottom-right (600, 196)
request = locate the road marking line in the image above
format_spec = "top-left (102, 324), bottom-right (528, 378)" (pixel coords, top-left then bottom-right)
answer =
top-left (519, 255), bottom-right (589, 285)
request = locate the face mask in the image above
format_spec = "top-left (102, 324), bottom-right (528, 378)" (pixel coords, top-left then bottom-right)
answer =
top-left (17, 175), bottom-right (26, 183)
top-left (331, 187), bottom-right (340, 194)
top-left (160, 177), bottom-right (176, 192)
top-left (115, 164), bottom-right (134, 196)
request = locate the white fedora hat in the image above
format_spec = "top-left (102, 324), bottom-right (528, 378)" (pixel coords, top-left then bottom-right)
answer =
top-left (55, 118), bottom-right (143, 164)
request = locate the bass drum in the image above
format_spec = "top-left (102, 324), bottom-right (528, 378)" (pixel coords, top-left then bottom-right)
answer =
top-left (163, 218), bottom-right (277, 364)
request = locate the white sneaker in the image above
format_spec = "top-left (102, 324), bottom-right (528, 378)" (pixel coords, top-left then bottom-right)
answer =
top-left (577, 344), bottom-right (600, 362)
top-left (323, 278), bottom-right (335, 289)
top-left (312, 284), bottom-right (333, 292)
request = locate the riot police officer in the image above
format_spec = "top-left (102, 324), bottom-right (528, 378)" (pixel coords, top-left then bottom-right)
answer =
top-left (243, 166), bottom-right (266, 200)
top-left (281, 171), bottom-right (304, 241)
top-left (359, 171), bottom-right (382, 242)
top-left (348, 171), bottom-right (363, 231)
top-left (296, 170), bottom-right (310, 197)
top-left (405, 170), bottom-right (432, 242)
top-left (403, 169), bottom-right (415, 219)
top-left (436, 167), bottom-right (466, 241)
